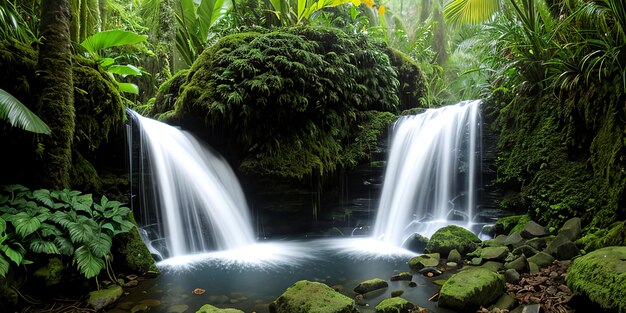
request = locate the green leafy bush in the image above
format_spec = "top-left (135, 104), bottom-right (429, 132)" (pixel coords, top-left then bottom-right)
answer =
top-left (0, 185), bottom-right (134, 279)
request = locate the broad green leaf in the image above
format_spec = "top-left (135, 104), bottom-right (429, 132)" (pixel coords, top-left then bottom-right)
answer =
top-left (0, 255), bottom-right (9, 277)
top-left (0, 217), bottom-right (5, 233)
top-left (33, 189), bottom-right (54, 207)
top-left (39, 223), bottom-right (62, 237)
top-left (88, 233), bottom-right (112, 258)
top-left (74, 245), bottom-right (104, 279)
top-left (1, 244), bottom-right (23, 265)
top-left (55, 237), bottom-right (74, 255)
top-left (68, 221), bottom-right (94, 244)
top-left (178, 0), bottom-right (198, 36)
top-left (0, 88), bottom-right (51, 134)
top-left (198, 0), bottom-right (229, 41)
top-left (297, 0), bottom-right (307, 21)
top-left (101, 223), bottom-right (115, 233)
top-left (80, 30), bottom-right (148, 56)
top-left (30, 239), bottom-right (60, 254)
top-left (99, 57), bottom-right (115, 67)
top-left (443, 0), bottom-right (500, 26)
top-left (108, 64), bottom-right (142, 76)
top-left (14, 212), bottom-right (41, 238)
top-left (117, 82), bottom-right (139, 94)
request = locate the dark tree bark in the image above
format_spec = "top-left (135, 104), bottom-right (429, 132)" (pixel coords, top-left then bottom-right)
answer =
top-left (36, 0), bottom-right (75, 189)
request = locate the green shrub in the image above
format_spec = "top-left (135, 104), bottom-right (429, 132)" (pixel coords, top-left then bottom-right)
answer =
top-left (0, 184), bottom-right (134, 279)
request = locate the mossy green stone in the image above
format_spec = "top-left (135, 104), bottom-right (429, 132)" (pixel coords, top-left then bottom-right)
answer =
top-left (270, 280), bottom-right (357, 313)
top-left (196, 304), bottom-right (245, 313)
top-left (426, 225), bottom-right (481, 257)
top-left (566, 246), bottom-right (626, 313)
top-left (494, 215), bottom-right (530, 235)
top-left (88, 285), bottom-right (123, 310)
top-left (375, 297), bottom-right (414, 313)
top-left (408, 253), bottom-right (440, 270)
top-left (354, 278), bottom-right (389, 294)
top-left (438, 267), bottom-right (505, 311)
top-left (113, 213), bottom-right (159, 274)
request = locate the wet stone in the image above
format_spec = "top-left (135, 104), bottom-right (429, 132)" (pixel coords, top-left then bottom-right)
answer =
top-left (520, 221), bottom-right (549, 239)
top-left (391, 290), bottom-right (404, 297)
top-left (390, 272), bottom-right (413, 281)
top-left (167, 304), bottom-right (189, 313)
top-left (139, 299), bottom-right (161, 307)
top-left (505, 269), bottom-right (520, 284)
top-left (131, 304), bottom-right (150, 313)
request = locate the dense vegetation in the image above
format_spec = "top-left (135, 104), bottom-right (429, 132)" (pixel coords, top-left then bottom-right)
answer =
top-left (0, 0), bottom-right (625, 310)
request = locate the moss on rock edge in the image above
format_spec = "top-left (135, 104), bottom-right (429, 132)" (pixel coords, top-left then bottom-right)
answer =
top-left (566, 246), bottom-right (626, 313)
top-left (270, 280), bottom-right (357, 313)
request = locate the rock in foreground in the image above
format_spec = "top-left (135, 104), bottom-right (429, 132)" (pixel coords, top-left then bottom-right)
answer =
top-left (353, 278), bottom-right (389, 294)
top-left (375, 297), bottom-right (414, 313)
top-left (566, 246), bottom-right (626, 313)
top-left (270, 280), bottom-right (357, 313)
top-left (438, 267), bottom-right (504, 311)
top-left (196, 304), bottom-right (244, 313)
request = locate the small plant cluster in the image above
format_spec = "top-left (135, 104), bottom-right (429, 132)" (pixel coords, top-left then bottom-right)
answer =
top-left (0, 185), bottom-right (134, 279)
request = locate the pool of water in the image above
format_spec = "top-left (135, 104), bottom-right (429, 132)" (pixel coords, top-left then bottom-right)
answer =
top-left (112, 238), bottom-right (459, 313)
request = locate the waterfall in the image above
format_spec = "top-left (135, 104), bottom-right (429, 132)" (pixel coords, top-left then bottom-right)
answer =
top-left (127, 110), bottom-right (255, 258)
top-left (372, 100), bottom-right (482, 246)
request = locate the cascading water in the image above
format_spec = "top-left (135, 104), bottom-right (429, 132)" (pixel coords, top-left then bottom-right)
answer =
top-left (126, 110), bottom-right (255, 258)
top-left (373, 100), bottom-right (482, 246)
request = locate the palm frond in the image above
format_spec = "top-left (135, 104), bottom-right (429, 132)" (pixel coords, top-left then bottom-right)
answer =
top-left (444, 0), bottom-right (500, 26)
top-left (0, 89), bottom-right (51, 134)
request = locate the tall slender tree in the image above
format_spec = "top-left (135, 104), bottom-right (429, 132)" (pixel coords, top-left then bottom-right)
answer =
top-left (36, 0), bottom-right (75, 189)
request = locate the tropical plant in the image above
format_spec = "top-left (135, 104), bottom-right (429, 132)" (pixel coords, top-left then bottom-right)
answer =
top-left (0, 184), bottom-right (135, 279)
top-left (80, 29), bottom-right (149, 94)
top-left (0, 88), bottom-right (51, 134)
top-left (175, 0), bottom-right (232, 67)
top-left (0, 0), bottom-right (37, 43)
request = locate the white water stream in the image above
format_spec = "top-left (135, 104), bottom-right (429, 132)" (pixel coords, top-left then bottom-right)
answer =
top-left (373, 100), bottom-right (482, 246)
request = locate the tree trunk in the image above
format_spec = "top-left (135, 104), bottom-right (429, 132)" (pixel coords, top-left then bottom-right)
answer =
top-left (37, 0), bottom-right (75, 189)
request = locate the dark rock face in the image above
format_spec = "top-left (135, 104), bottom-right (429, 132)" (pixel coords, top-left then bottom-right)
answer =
top-left (520, 221), bottom-right (549, 239)
top-left (557, 217), bottom-right (582, 242)
top-left (546, 234), bottom-right (580, 260)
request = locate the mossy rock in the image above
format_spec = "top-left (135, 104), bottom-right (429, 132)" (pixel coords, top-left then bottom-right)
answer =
top-left (270, 280), bottom-right (357, 313)
top-left (156, 27), bottom-right (419, 180)
top-left (577, 221), bottom-right (626, 252)
top-left (87, 285), bottom-right (123, 311)
top-left (353, 278), bottom-right (389, 294)
top-left (408, 253), bottom-right (440, 270)
top-left (566, 246), bottom-right (626, 313)
top-left (425, 225), bottom-right (481, 257)
top-left (196, 304), bottom-right (245, 313)
top-left (438, 267), bottom-right (505, 311)
top-left (112, 213), bottom-right (159, 274)
top-left (375, 297), bottom-right (414, 313)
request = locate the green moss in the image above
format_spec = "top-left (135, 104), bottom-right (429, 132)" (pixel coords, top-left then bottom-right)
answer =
top-left (375, 297), bottom-right (413, 313)
top-left (196, 304), bottom-right (245, 313)
top-left (270, 280), bottom-right (357, 313)
top-left (566, 246), bottom-right (626, 312)
top-left (485, 81), bottom-right (625, 231)
top-left (577, 221), bottom-right (626, 252)
top-left (150, 69), bottom-right (190, 119)
top-left (494, 214), bottom-right (530, 235)
top-left (112, 213), bottom-right (159, 274)
top-left (158, 27), bottom-right (419, 180)
top-left (438, 267), bottom-right (505, 311)
top-left (353, 278), bottom-right (389, 294)
top-left (385, 47), bottom-right (427, 110)
top-left (425, 225), bottom-right (481, 257)
top-left (33, 257), bottom-right (65, 286)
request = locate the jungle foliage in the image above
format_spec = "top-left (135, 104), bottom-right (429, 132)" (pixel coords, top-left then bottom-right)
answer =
top-left (0, 184), bottom-right (134, 279)
top-left (153, 27), bottom-right (425, 179)
top-left (476, 0), bottom-right (626, 230)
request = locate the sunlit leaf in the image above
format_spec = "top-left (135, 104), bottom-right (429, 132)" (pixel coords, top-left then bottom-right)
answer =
top-left (107, 64), bottom-right (142, 76)
top-left (444, 0), bottom-right (500, 26)
top-left (0, 88), bottom-right (51, 134)
top-left (80, 29), bottom-right (148, 57)
top-left (117, 82), bottom-right (139, 94)
top-left (74, 245), bottom-right (104, 279)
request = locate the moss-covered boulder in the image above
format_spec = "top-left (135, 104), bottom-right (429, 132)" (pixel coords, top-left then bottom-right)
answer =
top-left (353, 278), bottom-right (389, 294)
top-left (401, 232), bottom-right (429, 253)
top-left (196, 304), bottom-right (245, 313)
top-left (112, 214), bottom-right (159, 274)
top-left (375, 297), bottom-right (415, 313)
top-left (558, 217), bottom-right (582, 242)
top-left (33, 257), bottom-right (65, 286)
top-left (270, 280), bottom-right (357, 313)
top-left (566, 246), bottom-right (626, 313)
top-left (87, 285), bottom-right (123, 310)
top-left (425, 225), bottom-right (481, 257)
top-left (438, 267), bottom-right (505, 311)
top-left (390, 272), bottom-right (413, 281)
top-left (152, 27), bottom-right (426, 180)
top-left (408, 253), bottom-right (440, 270)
